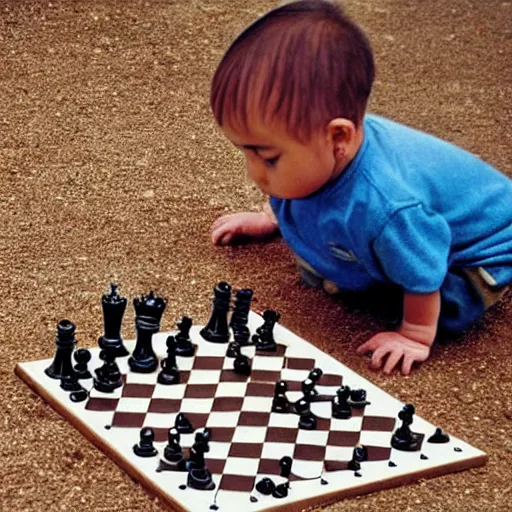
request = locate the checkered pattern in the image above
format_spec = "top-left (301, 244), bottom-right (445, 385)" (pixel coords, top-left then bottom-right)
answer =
top-left (85, 339), bottom-right (396, 494)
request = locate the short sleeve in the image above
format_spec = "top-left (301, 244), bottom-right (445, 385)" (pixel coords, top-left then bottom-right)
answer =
top-left (372, 204), bottom-right (451, 293)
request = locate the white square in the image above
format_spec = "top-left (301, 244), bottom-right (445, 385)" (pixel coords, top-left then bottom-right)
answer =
top-left (187, 370), bottom-right (222, 385)
top-left (223, 457), bottom-right (259, 476)
top-left (310, 401), bottom-right (332, 418)
top-left (116, 397), bottom-right (151, 413)
top-left (261, 442), bottom-right (295, 460)
top-left (291, 459), bottom-right (323, 479)
top-left (241, 396), bottom-right (273, 412)
top-left (296, 429), bottom-right (329, 446)
top-left (195, 341), bottom-right (227, 357)
top-left (180, 398), bottom-right (214, 413)
top-left (143, 412), bottom-right (177, 428)
top-left (222, 357), bottom-right (237, 370)
top-left (207, 442), bottom-right (231, 460)
top-left (89, 386), bottom-right (123, 400)
top-left (280, 368), bottom-right (309, 382)
top-left (325, 445), bottom-right (353, 461)
top-left (206, 411), bottom-right (240, 428)
top-left (268, 413), bottom-right (299, 429)
top-left (176, 357), bottom-right (194, 371)
top-left (359, 430), bottom-right (393, 447)
top-left (215, 382), bottom-right (248, 397)
top-left (152, 383), bottom-right (187, 400)
top-left (252, 356), bottom-right (285, 371)
top-left (232, 426), bottom-right (267, 444)
top-left (330, 417), bottom-right (363, 431)
top-left (125, 372), bottom-right (158, 385)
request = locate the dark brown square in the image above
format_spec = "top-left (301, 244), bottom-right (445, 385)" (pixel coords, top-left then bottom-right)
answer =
top-left (206, 458), bottom-right (226, 475)
top-left (208, 427), bottom-right (236, 443)
top-left (258, 458), bottom-right (281, 475)
top-left (250, 370), bottom-right (281, 383)
top-left (238, 411), bottom-right (270, 426)
top-left (122, 383), bottom-right (155, 398)
top-left (246, 382), bottom-right (274, 397)
top-left (324, 460), bottom-right (349, 472)
top-left (255, 344), bottom-right (287, 357)
top-left (219, 370), bottom-right (249, 383)
top-left (212, 396), bottom-right (244, 412)
top-left (362, 416), bottom-right (396, 432)
top-left (315, 417), bottom-right (331, 431)
top-left (152, 427), bottom-right (169, 443)
top-left (294, 444), bottom-right (326, 461)
top-left (193, 356), bottom-right (224, 370)
top-left (219, 474), bottom-right (256, 492)
top-left (285, 357), bottom-right (315, 370)
top-left (328, 430), bottom-right (360, 447)
top-left (284, 380), bottom-right (302, 392)
top-left (184, 384), bottom-right (218, 398)
top-left (318, 373), bottom-right (343, 386)
top-left (111, 412), bottom-right (146, 428)
top-left (148, 398), bottom-right (181, 414)
top-left (85, 397), bottom-right (119, 411)
top-left (364, 445), bottom-right (392, 461)
top-left (265, 427), bottom-right (298, 443)
top-left (229, 443), bottom-right (263, 458)
top-left (185, 413), bottom-right (209, 430)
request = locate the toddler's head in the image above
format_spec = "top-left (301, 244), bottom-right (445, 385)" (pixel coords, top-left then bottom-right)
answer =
top-left (210, 0), bottom-right (374, 198)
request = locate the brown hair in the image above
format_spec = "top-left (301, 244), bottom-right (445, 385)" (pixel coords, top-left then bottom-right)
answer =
top-left (210, 0), bottom-right (375, 142)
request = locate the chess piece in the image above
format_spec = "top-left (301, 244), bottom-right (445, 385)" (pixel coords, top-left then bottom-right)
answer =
top-left (73, 348), bottom-right (92, 379)
top-left (233, 353), bottom-right (251, 376)
top-left (272, 482), bottom-right (289, 499)
top-left (332, 386), bottom-right (352, 419)
top-left (60, 373), bottom-right (83, 392)
top-left (428, 427), bottom-right (450, 444)
top-left (255, 477), bottom-right (275, 495)
top-left (296, 398), bottom-right (317, 430)
top-left (163, 428), bottom-right (186, 470)
top-left (272, 380), bottom-right (290, 413)
top-left (347, 446), bottom-right (368, 471)
top-left (309, 367), bottom-right (323, 383)
top-left (230, 288), bottom-right (253, 345)
top-left (94, 350), bottom-right (123, 393)
top-left (253, 309), bottom-right (280, 352)
top-left (279, 456), bottom-right (293, 478)
top-left (45, 320), bottom-right (78, 380)
top-left (187, 430), bottom-right (215, 491)
top-left (301, 378), bottom-right (318, 400)
top-left (133, 427), bottom-right (158, 457)
top-left (349, 388), bottom-right (370, 408)
top-left (175, 316), bottom-right (195, 357)
top-left (391, 404), bottom-right (423, 451)
top-left (157, 336), bottom-right (180, 385)
top-left (98, 283), bottom-right (129, 357)
top-left (129, 291), bottom-right (167, 373)
top-left (175, 413), bottom-right (194, 434)
top-left (226, 341), bottom-right (241, 358)
top-left (200, 281), bottom-right (232, 344)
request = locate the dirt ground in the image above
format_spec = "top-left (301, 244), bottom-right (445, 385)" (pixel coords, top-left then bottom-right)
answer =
top-left (1, 0), bottom-right (511, 511)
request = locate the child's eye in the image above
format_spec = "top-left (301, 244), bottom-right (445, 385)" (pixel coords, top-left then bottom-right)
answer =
top-left (264, 156), bottom-right (279, 168)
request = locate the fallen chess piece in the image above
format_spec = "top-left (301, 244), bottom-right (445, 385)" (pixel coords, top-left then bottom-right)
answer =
top-left (428, 427), bottom-right (450, 444)
top-left (133, 427), bottom-right (158, 457)
top-left (233, 353), bottom-right (251, 376)
top-left (272, 482), bottom-right (289, 499)
top-left (255, 477), bottom-right (276, 495)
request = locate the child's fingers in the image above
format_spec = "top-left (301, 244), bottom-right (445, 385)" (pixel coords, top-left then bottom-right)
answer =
top-left (369, 346), bottom-right (390, 370)
top-left (355, 339), bottom-right (375, 355)
top-left (401, 355), bottom-right (415, 376)
top-left (212, 215), bottom-right (232, 230)
top-left (382, 350), bottom-right (403, 375)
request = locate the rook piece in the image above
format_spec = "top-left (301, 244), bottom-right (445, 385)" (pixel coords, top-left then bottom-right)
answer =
top-left (94, 350), bottom-right (123, 393)
top-left (128, 291), bottom-right (167, 373)
top-left (428, 427), bottom-right (450, 444)
top-left (230, 288), bottom-right (253, 345)
top-left (187, 430), bottom-right (215, 491)
top-left (157, 336), bottom-right (180, 385)
top-left (98, 283), bottom-right (129, 357)
top-left (175, 316), bottom-right (195, 357)
top-left (200, 281), bottom-right (232, 344)
top-left (233, 353), bottom-right (251, 376)
top-left (253, 309), bottom-right (280, 352)
top-left (133, 427), bottom-right (158, 457)
top-left (391, 404), bottom-right (424, 452)
top-left (73, 348), bottom-right (92, 379)
top-left (45, 320), bottom-right (78, 380)
top-left (332, 386), bottom-right (352, 419)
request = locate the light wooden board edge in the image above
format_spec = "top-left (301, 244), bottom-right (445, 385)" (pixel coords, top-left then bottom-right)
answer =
top-left (14, 363), bottom-right (488, 512)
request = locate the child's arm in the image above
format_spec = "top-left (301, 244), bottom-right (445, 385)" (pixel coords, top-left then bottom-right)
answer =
top-left (212, 200), bottom-right (279, 245)
top-left (356, 290), bottom-right (440, 375)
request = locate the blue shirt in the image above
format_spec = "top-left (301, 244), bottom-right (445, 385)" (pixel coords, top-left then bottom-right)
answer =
top-left (270, 115), bottom-right (512, 294)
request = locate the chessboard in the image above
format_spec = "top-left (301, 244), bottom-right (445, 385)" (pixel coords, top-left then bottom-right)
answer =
top-left (15, 282), bottom-right (487, 512)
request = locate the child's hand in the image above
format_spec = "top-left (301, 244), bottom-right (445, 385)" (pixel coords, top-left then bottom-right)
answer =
top-left (356, 331), bottom-right (431, 376)
top-left (212, 212), bottom-right (278, 245)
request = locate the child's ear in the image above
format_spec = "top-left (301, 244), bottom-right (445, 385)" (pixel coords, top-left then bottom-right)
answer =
top-left (326, 118), bottom-right (357, 161)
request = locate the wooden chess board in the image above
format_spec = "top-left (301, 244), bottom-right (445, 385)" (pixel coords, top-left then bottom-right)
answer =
top-left (15, 311), bottom-right (487, 512)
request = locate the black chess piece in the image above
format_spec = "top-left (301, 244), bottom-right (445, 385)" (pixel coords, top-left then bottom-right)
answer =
top-left (255, 477), bottom-right (275, 495)
top-left (272, 380), bottom-right (290, 413)
top-left (175, 413), bottom-right (194, 434)
top-left (279, 456), bottom-right (293, 478)
top-left (73, 348), bottom-right (92, 379)
top-left (428, 427), bottom-right (450, 444)
top-left (60, 373), bottom-right (83, 392)
top-left (200, 281), bottom-right (232, 344)
top-left (158, 336), bottom-right (180, 385)
top-left (253, 309), bottom-right (280, 352)
top-left (70, 387), bottom-right (89, 403)
top-left (272, 482), bottom-right (289, 499)
top-left (45, 320), bottom-right (78, 380)
top-left (128, 291), bottom-right (167, 373)
top-left (233, 353), bottom-right (251, 376)
top-left (226, 341), bottom-right (241, 358)
top-left (230, 288), bottom-right (253, 345)
top-left (309, 367), bottom-right (323, 383)
top-left (296, 398), bottom-right (317, 430)
top-left (391, 404), bottom-right (423, 451)
top-left (349, 388), bottom-right (370, 408)
top-left (332, 386), bottom-right (352, 419)
top-left (175, 316), bottom-right (195, 357)
top-left (133, 427), bottom-right (158, 457)
top-left (163, 428), bottom-right (186, 470)
top-left (94, 350), bottom-right (123, 393)
top-left (347, 446), bottom-right (368, 471)
top-left (98, 283), bottom-right (129, 357)
top-left (301, 378), bottom-right (318, 400)
top-left (187, 430), bottom-right (215, 491)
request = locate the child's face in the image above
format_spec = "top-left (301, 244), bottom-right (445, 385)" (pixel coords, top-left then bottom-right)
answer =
top-left (222, 119), bottom-right (341, 199)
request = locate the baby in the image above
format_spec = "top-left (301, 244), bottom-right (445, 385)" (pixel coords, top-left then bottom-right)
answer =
top-left (209, 0), bottom-right (512, 375)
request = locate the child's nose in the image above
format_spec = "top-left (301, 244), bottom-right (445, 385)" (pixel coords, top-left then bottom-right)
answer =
top-left (246, 160), bottom-right (266, 186)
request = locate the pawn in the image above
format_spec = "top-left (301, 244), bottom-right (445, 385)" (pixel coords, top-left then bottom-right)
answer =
top-left (73, 348), bottom-right (92, 379)
top-left (301, 378), bottom-right (317, 400)
top-left (308, 367), bottom-right (323, 383)
top-left (233, 353), bottom-right (251, 376)
top-left (158, 336), bottom-right (180, 385)
top-left (175, 316), bottom-right (195, 357)
top-left (226, 341), bottom-right (241, 358)
top-left (296, 398), bottom-right (317, 430)
top-left (272, 393), bottom-right (290, 414)
top-left (255, 477), bottom-right (276, 495)
top-left (332, 386), bottom-right (352, 419)
top-left (60, 373), bottom-right (83, 392)
top-left (94, 350), bottom-right (123, 393)
top-left (279, 456), bottom-right (293, 478)
top-left (175, 413), bottom-right (194, 434)
top-left (133, 427), bottom-right (158, 457)
top-left (348, 446), bottom-right (368, 471)
top-left (163, 428), bottom-right (186, 470)
top-left (428, 427), bottom-right (450, 444)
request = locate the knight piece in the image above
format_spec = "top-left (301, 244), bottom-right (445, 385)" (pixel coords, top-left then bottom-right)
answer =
top-left (175, 316), bottom-right (195, 357)
top-left (348, 446), bottom-right (368, 471)
top-left (45, 320), bottom-right (78, 380)
top-left (253, 309), bottom-right (280, 352)
top-left (128, 291), bottom-right (167, 373)
top-left (391, 404), bottom-right (424, 451)
top-left (200, 281), bottom-right (232, 344)
top-left (230, 288), bottom-right (253, 345)
top-left (98, 283), bottom-right (129, 357)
